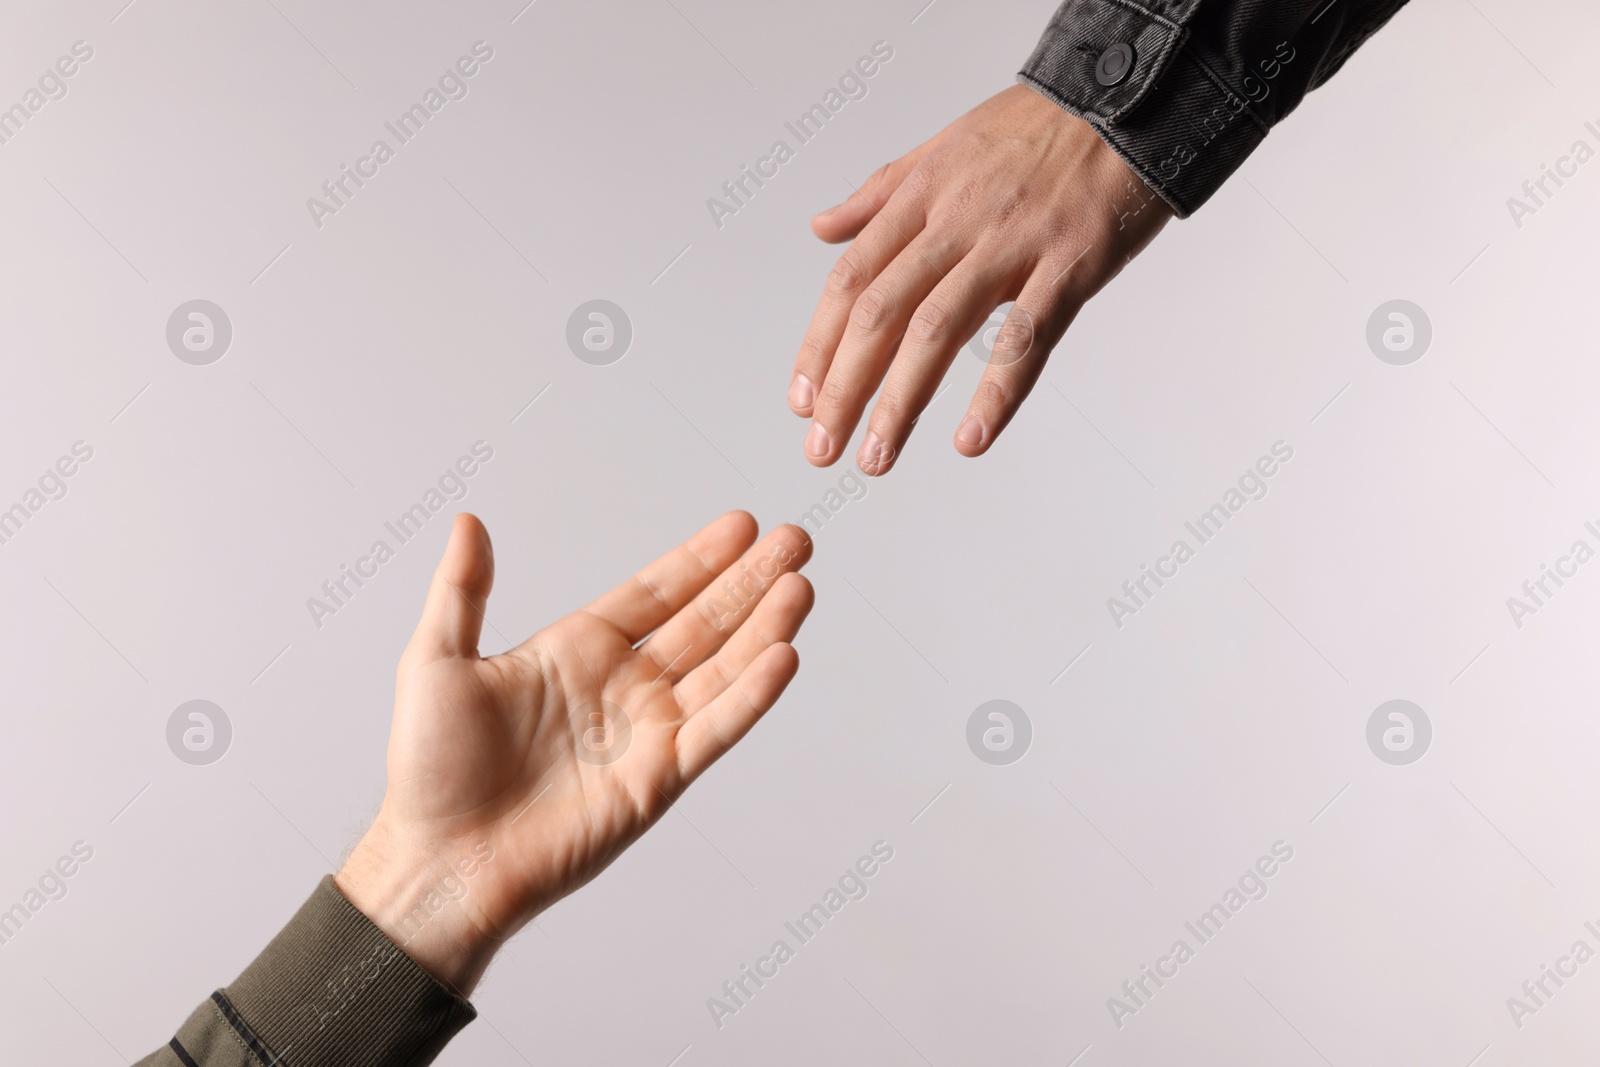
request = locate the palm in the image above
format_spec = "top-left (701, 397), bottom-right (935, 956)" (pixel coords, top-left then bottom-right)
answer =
top-left (379, 512), bottom-right (812, 945)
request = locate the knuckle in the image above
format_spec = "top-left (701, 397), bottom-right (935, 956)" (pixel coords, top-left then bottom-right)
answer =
top-left (826, 251), bottom-right (868, 297)
top-left (974, 377), bottom-right (1015, 412)
top-left (1037, 217), bottom-right (1079, 254)
top-left (989, 308), bottom-right (1038, 366)
top-left (849, 286), bottom-right (897, 333)
top-left (818, 375), bottom-right (856, 411)
top-left (1037, 252), bottom-right (1081, 291)
top-left (634, 573), bottom-right (671, 612)
top-left (898, 160), bottom-right (939, 203)
top-left (940, 178), bottom-right (986, 226)
top-left (798, 331), bottom-right (833, 366)
top-left (908, 298), bottom-right (954, 345)
top-left (873, 387), bottom-right (912, 426)
top-left (707, 653), bottom-right (735, 692)
top-left (992, 186), bottom-right (1029, 227)
top-left (1038, 232), bottom-right (1087, 275)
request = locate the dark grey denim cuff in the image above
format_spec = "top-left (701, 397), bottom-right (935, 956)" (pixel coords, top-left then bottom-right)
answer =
top-left (1019, 0), bottom-right (1269, 217)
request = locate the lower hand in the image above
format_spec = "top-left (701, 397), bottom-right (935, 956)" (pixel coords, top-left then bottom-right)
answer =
top-left (336, 511), bottom-right (814, 993)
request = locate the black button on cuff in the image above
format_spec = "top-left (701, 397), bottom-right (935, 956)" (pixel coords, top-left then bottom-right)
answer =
top-left (1095, 42), bottom-right (1136, 88)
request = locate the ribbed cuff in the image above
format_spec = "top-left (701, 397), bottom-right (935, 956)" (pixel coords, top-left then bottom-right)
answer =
top-left (180, 877), bottom-right (476, 1067)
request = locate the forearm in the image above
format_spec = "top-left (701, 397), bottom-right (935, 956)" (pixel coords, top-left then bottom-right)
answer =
top-left (1020, 0), bottom-right (1414, 215)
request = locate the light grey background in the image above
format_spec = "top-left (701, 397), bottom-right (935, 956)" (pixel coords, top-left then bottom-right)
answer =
top-left (1, 0), bottom-right (1596, 1063)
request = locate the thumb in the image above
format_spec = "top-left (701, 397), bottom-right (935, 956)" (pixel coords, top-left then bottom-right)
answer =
top-left (811, 138), bottom-right (938, 243)
top-left (409, 513), bottom-right (495, 660)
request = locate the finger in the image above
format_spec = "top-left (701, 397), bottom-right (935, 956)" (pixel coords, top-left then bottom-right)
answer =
top-left (855, 255), bottom-right (1021, 475)
top-left (805, 232), bottom-right (967, 468)
top-left (637, 524), bottom-right (812, 682)
top-left (674, 571), bottom-right (814, 714)
top-left (675, 643), bottom-right (800, 783)
top-left (790, 182), bottom-right (930, 422)
top-left (954, 268), bottom-right (1080, 458)
top-left (811, 139), bottom-right (939, 244)
top-left (581, 511), bottom-right (757, 644)
top-left (408, 513), bottom-right (495, 660)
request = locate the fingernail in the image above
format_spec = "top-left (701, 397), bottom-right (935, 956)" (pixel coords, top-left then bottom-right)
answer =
top-left (805, 421), bottom-right (832, 459)
top-left (956, 416), bottom-right (984, 449)
top-left (788, 372), bottom-right (815, 412)
top-left (859, 431), bottom-right (892, 474)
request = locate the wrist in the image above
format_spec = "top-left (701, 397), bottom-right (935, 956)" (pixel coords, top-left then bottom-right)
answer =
top-left (335, 818), bottom-right (502, 996)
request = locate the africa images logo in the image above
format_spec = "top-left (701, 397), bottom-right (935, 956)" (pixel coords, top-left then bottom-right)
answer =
top-left (305, 41), bottom-right (495, 229)
top-left (705, 41), bottom-right (894, 230)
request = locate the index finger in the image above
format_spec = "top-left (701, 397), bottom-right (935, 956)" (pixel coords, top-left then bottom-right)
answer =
top-left (579, 511), bottom-right (758, 644)
top-left (637, 523), bottom-right (812, 681)
top-left (789, 185), bottom-right (928, 420)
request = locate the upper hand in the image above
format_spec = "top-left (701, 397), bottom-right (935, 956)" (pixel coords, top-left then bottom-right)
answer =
top-left (788, 84), bottom-right (1174, 475)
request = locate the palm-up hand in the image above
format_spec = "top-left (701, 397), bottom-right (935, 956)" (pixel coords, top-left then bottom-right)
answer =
top-left (337, 511), bottom-right (814, 993)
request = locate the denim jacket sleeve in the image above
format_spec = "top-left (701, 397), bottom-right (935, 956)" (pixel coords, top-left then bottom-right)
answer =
top-left (1019, 0), bottom-right (1413, 216)
top-left (135, 878), bottom-right (475, 1067)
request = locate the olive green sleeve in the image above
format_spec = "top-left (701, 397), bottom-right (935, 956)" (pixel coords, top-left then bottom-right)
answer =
top-left (136, 877), bottom-right (475, 1067)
